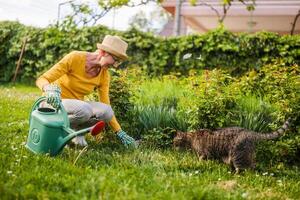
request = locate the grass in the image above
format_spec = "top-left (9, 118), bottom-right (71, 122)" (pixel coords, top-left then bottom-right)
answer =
top-left (0, 85), bottom-right (299, 200)
top-left (234, 95), bottom-right (278, 132)
top-left (131, 78), bottom-right (185, 108)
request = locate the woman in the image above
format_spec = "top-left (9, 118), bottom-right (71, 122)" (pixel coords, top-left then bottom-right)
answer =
top-left (36, 35), bottom-right (136, 148)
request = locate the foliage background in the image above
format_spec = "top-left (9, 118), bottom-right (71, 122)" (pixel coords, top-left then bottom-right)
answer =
top-left (0, 21), bottom-right (299, 83)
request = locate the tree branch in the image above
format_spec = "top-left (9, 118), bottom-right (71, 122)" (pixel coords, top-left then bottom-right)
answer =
top-left (291, 9), bottom-right (300, 35)
top-left (197, 1), bottom-right (221, 20)
top-left (127, 0), bottom-right (156, 7)
top-left (220, 2), bottom-right (231, 23)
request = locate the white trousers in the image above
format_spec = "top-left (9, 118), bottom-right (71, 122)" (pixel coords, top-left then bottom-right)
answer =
top-left (61, 99), bottom-right (114, 129)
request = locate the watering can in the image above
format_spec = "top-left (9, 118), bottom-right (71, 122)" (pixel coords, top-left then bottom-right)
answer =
top-left (26, 96), bottom-right (105, 156)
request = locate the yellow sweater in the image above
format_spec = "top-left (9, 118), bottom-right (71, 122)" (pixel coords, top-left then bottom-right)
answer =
top-left (36, 51), bottom-right (121, 132)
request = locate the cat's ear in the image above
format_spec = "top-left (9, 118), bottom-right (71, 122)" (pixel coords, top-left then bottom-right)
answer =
top-left (187, 132), bottom-right (193, 138)
top-left (177, 131), bottom-right (185, 135)
top-left (174, 131), bottom-right (183, 138)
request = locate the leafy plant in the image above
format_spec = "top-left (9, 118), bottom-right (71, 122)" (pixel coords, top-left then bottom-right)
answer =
top-left (233, 95), bottom-right (278, 132)
top-left (131, 75), bottom-right (184, 109)
top-left (141, 127), bottom-right (177, 148)
top-left (1, 21), bottom-right (300, 82)
top-left (238, 60), bottom-right (300, 120)
top-left (177, 69), bottom-right (237, 129)
top-left (135, 105), bottom-right (188, 133)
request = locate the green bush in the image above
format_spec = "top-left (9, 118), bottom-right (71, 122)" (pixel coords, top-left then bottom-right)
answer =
top-left (141, 127), bottom-right (177, 149)
top-left (125, 72), bottom-right (190, 145)
top-left (109, 70), bottom-right (134, 127)
top-left (238, 60), bottom-right (300, 120)
top-left (130, 74), bottom-right (189, 141)
top-left (0, 21), bottom-right (28, 82)
top-left (177, 69), bottom-right (237, 129)
top-left (134, 105), bottom-right (188, 132)
top-left (233, 95), bottom-right (279, 132)
top-left (131, 75), bottom-right (184, 108)
top-left (1, 21), bottom-right (300, 82)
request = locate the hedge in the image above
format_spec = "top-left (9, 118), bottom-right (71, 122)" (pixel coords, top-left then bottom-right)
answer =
top-left (0, 21), bottom-right (299, 82)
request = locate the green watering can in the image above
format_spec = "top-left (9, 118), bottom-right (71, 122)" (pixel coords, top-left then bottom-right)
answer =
top-left (26, 96), bottom-right (105, 156)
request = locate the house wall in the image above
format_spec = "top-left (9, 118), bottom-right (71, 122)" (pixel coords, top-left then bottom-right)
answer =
top-left (161, 0), bottom-right (300, 35)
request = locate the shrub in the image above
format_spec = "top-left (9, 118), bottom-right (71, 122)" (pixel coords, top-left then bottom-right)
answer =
top-left (238, 60), bottom-right (300, 120)
top-left (232, 95), bottom-right (279, 132)
top-left (177, 69), bottom-right (237, 129)
top-left (0, 21), bottom-right (27, 82)
top-left (141, 127), bottom-right (177, 149)
top-left (131, 75), bottom-right (189, 140)
top-left (1, 21), bottom-right (300, 82)
top-left (134, 105), bottom-right (188, 132)
top-left (131, 75), bottom-right (184, 108)
top-left (109, 70), bottom-right (134, 127)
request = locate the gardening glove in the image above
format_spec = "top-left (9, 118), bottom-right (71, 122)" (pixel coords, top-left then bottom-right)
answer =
top-left (43, 84), bottom-right (61, 109)
top-left (117, 130), bottom-right (137, 148)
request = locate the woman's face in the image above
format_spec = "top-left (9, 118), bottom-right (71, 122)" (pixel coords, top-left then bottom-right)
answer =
top-left (97, 50), bottom-right (120, 69)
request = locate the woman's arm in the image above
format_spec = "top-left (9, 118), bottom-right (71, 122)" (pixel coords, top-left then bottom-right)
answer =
top-left (36, 52), bottom-right (73, 90)
top-left (98, 70), bottom-right (121, 132)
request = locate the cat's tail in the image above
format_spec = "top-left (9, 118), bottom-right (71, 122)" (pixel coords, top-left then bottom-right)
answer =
top-left (254, 118), bottom-right (291, 140)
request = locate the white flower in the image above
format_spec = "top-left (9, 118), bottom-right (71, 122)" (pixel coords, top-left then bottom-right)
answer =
top-left (242, 192), bottom-right (248, 198)
top-left (183, 53), bottom-right (192, 60)
top-left (7, 171), bottom-right (12, 174)
top-left (277, 180), bottom-right (283, 186)
top-left (12, 146), bottom-right (18, 151)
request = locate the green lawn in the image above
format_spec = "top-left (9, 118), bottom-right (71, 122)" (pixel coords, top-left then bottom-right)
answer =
top-left (0, 85), bottom-right (299, 200)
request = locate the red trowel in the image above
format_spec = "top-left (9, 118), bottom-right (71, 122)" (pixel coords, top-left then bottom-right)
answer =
top-left (90, 121), bottom-right (106, 136)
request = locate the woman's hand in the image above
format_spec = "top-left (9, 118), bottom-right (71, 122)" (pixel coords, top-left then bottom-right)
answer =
top-left (43, 84), bottom-right (61, 109)
top-left (117, 130), bottom-right (137, 148)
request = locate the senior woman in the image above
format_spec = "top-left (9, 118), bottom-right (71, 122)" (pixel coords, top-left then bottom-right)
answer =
top-left (36, 35), bottom-right (136, 148)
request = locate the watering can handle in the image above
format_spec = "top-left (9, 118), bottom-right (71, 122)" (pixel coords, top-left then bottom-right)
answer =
top-left (29, 97), bottom-right (70, 128)
top-left (29, 96), bottom-right (47, 124)
top-left (59, 101), bottom-right (70, 128)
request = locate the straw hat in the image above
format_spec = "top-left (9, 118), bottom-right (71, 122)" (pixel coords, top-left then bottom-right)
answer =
top-left (97, 35), bottom-right (128, 60)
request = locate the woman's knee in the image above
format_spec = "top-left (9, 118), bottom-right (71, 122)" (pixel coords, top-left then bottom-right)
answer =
top-left (62, 99), bottom-right (93, 124)
top-left (103, 105), bottom-right (114, 121)
top-left (86, 101), bottom-right (114, 122)
top-left (75, 104), bottom-right (93, 123)
top-left (94, 104), bottom-right (114, 122)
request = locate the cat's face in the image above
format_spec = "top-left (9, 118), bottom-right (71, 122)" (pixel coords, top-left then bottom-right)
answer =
top-left (173, 131), bottom-right (190, 150)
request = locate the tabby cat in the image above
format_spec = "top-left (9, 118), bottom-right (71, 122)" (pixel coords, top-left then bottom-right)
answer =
top-left (173, 119), bottom-right (290, 172)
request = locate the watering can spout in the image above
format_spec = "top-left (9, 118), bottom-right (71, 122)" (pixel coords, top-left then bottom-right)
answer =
top-left (62, 127), bottom-right (94, 146)
top-left (62, 121), bottom-right (105, 146)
